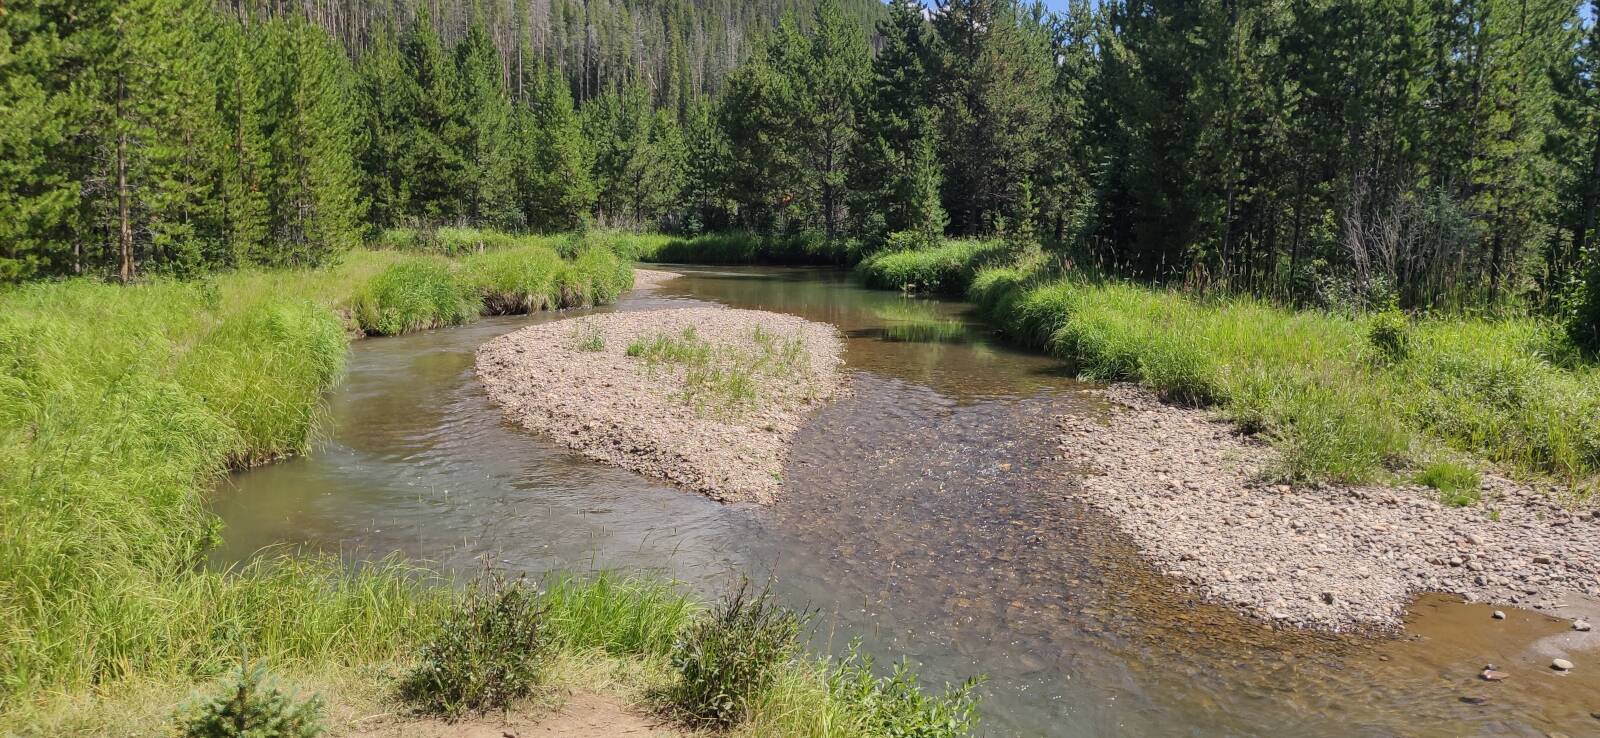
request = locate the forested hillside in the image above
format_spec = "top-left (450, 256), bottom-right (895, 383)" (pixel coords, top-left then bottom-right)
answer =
top-left (4, 0), bottom-right (1600, 334)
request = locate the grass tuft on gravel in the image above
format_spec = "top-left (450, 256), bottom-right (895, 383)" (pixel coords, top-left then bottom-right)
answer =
top-left (625, 326), bottom-right (809, 413)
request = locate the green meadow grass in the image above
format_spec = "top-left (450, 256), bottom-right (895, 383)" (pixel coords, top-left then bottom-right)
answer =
top-left (857, 239), bottom-right (1009, 294)
top-left (962, 259), bottom-right (1600, 492)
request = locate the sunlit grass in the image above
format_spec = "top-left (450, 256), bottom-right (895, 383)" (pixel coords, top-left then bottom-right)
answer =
top-left (857, 239), bottom-right (1008, 293)
top-left (626, 326), bottom-right (808, 413)
top-left (964, 260), bottom-right (1600, 493)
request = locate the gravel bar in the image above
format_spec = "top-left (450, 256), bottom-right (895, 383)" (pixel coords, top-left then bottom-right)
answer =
top-left (1059, 385), bottom-right (1600, 632)
top-left (477, 307), bottom-right (845, 504)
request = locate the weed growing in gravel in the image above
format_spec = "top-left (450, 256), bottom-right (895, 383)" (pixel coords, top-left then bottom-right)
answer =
top-left (657, 583), bottom-right (808, 728)
top-left (572, 321), bottom-right (606, 352)
top-left (173, 663), bottom-right (325, 738)
top-left (398, 573), bottom-right (550, 717)
top-left (624, 326), bottom-right (811, 413)
top-left (1416, 461), bottom-right (1483, 507)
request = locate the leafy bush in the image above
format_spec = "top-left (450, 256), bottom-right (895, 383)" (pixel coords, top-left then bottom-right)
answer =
top-left (351, 257), bottom-right (478, 336)
top-left (1416, 461), bottom-right (1483, 507)
top-left (173, 664), bottom-right (324, 738)
top-left (828, 649), bottom-right (982, 738)
top-left (658, 584), bottom-right (807, 728)
top-left (398, 573), bottom-right (550, 717)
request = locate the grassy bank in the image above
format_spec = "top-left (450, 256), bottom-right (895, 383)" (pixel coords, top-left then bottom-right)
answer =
top-left (856, 239), bottom-right (1008, 294)
top-left (963, 264), bottom-right (1600, 494)
top-left (1, 237), bottom-right (978, 735)
top-left (617, 232), bottom-right (857, 265)
top-left (852, 238), bottom-right (1600, 497)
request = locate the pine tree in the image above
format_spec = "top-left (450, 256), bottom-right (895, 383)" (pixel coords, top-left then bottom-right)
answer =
top-left (798, 0), bottom-right (870, 240)
top-left (932, 0), bottom-right (1054, 236)
top-left (396, 6), bottom-right (469, 224)
top-left (852, 0), bottom-right (959, 245)
top-left (100, 0), bottom-right (230, 278)
top-left (214, 19), bottom-right (271, 265)
top-left (457, 19), bottom-right (520, 229)
top-left (358, 22), bottom-right (408, 229)
top-left (260, 18), bottom-right (366, 264)
top-left (0, 0), bottom-right (100, 279)
top-left (681, 98), bottom-right (734, 232)
top-left (522, 61), bottom-right (594, 231)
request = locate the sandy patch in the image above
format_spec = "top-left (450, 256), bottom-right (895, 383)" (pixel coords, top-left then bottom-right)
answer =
top-left (629, 269), bottom-right (680, 291)
top-left (1059, 385), bottom-right (1600, 633)
top-left (342, 694), bottom-right (678, 737)
top-left (477, 307), bottom-right (844, 504)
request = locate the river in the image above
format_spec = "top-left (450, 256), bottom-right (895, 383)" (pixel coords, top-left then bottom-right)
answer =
top-left (211, 265), bottom-right (1600, 737)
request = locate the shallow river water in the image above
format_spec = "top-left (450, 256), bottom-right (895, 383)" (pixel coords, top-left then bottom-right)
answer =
top-left (212, 266), bottom-right (1600, 737)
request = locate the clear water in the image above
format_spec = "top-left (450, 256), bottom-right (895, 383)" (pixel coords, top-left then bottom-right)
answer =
top-left (212, 266), bottom-right (1600, 737)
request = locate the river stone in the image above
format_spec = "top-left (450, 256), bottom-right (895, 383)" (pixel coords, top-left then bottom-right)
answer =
top-left (1574, 619), bottom-right (1592, 632)
top-left (1552, 658), bottom-right (1574, 671)
top-left (1492, 610), bottom-right (1506, 619)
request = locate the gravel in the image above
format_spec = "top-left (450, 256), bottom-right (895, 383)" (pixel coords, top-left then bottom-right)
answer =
top-left (476, 306), bottom-right (844, 504)
top-left (630, 268), bottom-right (681, 290)
top-left (1058, 385), bottom-right (1600, 633)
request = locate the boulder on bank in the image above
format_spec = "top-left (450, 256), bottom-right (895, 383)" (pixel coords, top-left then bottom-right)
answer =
top-left (476, 307), bottom-right (845, 504)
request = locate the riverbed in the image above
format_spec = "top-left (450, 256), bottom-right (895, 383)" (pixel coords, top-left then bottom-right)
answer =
top-left (211, 266), bottom-right (1600, 737)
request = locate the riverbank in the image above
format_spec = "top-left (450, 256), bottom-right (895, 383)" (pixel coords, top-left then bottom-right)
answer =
top-left (1061, 385), bottom-right (1600, 632)
top-left (0, 243), bottom-right (974, 736)
top-left (476, 307), bottom-right (845, 504)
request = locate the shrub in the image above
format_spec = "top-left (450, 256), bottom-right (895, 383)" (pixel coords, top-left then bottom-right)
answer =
top-left (398, 573), bottom-right (550, 717)
top-left (658, 584), bottom-right (807, 728)
top-left (1416, 461), bottom-right (1483, 507)
top-left (351, 257), bottom-right (477, 336)
top-left (173, 664), bottom-right (324, 738)
top-left (828, 649), bottom-right (982, 738)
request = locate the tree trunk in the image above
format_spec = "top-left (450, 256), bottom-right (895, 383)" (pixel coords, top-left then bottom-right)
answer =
top-left (116, 78), bottom-right (135, 283)
top-left (1576, 126), bottom-right (1600, 270)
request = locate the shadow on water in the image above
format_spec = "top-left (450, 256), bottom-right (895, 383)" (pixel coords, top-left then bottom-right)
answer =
top-left (211, 265), bottom-right (1600, 737)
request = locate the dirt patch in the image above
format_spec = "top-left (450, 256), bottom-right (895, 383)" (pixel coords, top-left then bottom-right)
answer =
top-left (477, 307), bottom-right (844, 504)
top-left (342, 694), bottom-right (678, 737)
top-left (630, 269), bottom-right (680, 291)
top-left (1059, 385), bottom-right (1600, 633)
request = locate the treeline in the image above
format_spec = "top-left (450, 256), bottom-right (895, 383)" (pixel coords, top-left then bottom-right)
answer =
top-left (709, 0), bottom-right (1600, 313)
top-left (0, 0), bottom-right (881, 280)
top-left (4, 0), bottom-right (1599, 322)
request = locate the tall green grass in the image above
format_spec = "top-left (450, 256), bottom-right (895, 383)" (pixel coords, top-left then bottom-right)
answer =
top-left (353, 245), bottom-right (632, 335)
top-left (630, 232), bottom-right (857, 265)
top-left (967, 263), bottom-right (1600, 492)
top-left (857, 239), bottom-right (1008, 294)
top-left (0, 279), bottom-right (450, 705)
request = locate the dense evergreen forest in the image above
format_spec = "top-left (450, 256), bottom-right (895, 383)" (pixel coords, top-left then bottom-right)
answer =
top-left (4, 0), bottom-right (1600, 325)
